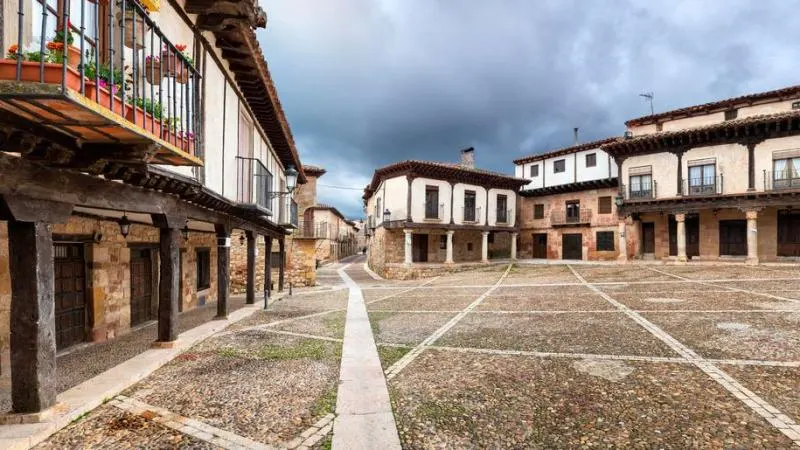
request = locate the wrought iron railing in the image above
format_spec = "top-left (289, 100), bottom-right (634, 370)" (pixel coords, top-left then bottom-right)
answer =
top-left (764, 170), bottom-right (800, 191)
top-left (551, 209), bottom-right (592, 225)
top-left (290, 199), bottom-right (298, 227)
top-left (5, 0), bottom-right (201, 155)
top-left (496, 208), bottom-right (512, 224)
top-left (423, 203), bottom-right (445, 220)
top-left (682, 176), bottom-right (723, 196)
top-left (620, 182), bottom-right (657, 200)
top-left (463, 206), bottom-right (481, 223)
top-left (235, 156), bottom-right (272, 211)
top-left (295, 220), bottom-right (329, 238)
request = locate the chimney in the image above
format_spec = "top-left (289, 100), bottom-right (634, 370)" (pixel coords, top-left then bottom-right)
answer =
top-left (573, 127), bottom-right (579, 146)
top-left (460, 147), bottom-right (475, 169)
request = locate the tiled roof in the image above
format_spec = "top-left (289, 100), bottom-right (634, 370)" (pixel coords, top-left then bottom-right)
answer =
top-left (626, 85), bottom-right (800, 127)
top-left (513, 137), bottom-right (619, 165)
top-left (302, 164), bottom-right (327, 176)
top-left (363, 160), bottom-right (528, 200)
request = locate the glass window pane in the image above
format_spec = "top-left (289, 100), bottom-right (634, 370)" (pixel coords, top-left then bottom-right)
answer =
top-left (70, 1), bottom-right (98, 42)
top-left (32, 1), bottom-right (57, 49)
top-left (689, 166), bottom-right (701, 184)
top-left (774, 159), bottom-right (788, 178)
top-left (703, 164), bottom-right (715, 181)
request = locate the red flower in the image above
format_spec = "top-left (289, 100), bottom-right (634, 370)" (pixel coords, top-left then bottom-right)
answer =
top-left (7, 44), bottom-right (18, 55)
top-left (175, 44), bottom-right (187, 52)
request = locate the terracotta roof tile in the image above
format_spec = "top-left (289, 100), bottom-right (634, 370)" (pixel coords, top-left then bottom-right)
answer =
top-left (513, 137), bottom-right (619, 165)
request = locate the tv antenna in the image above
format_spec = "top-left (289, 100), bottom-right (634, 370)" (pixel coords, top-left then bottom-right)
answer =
top-left (640, 92), bottom-right (654, 115)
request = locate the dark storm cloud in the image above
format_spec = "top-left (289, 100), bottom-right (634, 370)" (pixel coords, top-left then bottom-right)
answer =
top-left (258, 0), bottom-right (800, 216)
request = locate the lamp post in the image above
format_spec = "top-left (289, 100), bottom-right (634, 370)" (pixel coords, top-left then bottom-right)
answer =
top-left (382, 208), bottom-right (391, 225)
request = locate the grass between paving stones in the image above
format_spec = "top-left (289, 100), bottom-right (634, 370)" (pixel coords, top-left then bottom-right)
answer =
top-left (259, 339), bottom-right (342, 361)
top-left (377, 345), bottom-right (412, 370)
top-left (323, 312), bottom-right (346, 336)
top-left (311, 386), bottom-right (338, 417)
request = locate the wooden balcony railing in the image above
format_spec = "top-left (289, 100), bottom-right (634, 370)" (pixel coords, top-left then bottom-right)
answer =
top-left (1, 0), bottom-right (202, 166)
top-left (551, 209), bottom-right (592, 226)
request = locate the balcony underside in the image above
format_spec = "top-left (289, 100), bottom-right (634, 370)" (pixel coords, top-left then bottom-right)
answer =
top-left (0, 80), bottom-right (202, 167)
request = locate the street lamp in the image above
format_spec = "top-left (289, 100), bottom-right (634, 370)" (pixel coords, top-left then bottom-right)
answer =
top-left (285, 165), bottom-right (298, 194)
top-left (181, 222), bottom-right (190, 241)
top-left (118, 214), bottom-right (132, 238)
top-left (615, 194), bottom-right (624, 207)
top-left (382, 208), bottom-right (391, 225)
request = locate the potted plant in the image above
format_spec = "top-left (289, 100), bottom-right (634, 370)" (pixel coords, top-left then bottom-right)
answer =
top-left (0, 45), bottom-right (84, 90)
top-left (117, 3), bottom-right (150, 50)
top-left (161, 44), bottom-right (191, 84)
top-left (81, 60), bottom-right (129, 117)
top-left (126, 96), bottom-right (163, 137)
top-left (47, 22), bottom-right (81, 68)
top-left (144, 55), bottom-right (161, 85)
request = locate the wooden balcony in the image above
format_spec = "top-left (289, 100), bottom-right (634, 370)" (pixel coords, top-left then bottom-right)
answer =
top-left (0, 0), bottom-right (202, 168)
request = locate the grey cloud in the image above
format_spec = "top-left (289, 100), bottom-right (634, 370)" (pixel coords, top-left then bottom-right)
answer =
top-left (259, 0), bottom-right (800, 216)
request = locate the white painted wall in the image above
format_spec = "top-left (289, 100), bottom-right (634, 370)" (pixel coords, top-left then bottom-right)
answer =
top-left (754, 135), bottom-right (800, 192)
top-left (410, 178), bottom-right (452, 223)
top-left (452, 184), bottom-right (487, 225)
top-left (365, 175), bottom-right (408, 225)
top-left (487, 188), bottom-right (517, 226)
top-left (621, 153), bottom-right (679, 199)
top-left (517, 149), bottom-right (616, 190)
top-left (682, 144), bottom-right (748, 195)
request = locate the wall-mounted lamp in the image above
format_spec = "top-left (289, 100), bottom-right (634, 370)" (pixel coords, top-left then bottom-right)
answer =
top-left (119, 213), bottom-right (132, 238)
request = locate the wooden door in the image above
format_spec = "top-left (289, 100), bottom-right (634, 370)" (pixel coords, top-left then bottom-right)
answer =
top-left (412, 234), bottom-right (428, 262)
top-left (54, 244), bottom-right (87, 350)
top-left (562, 233), bottom-right (583, 260)
top-left (668, 216), bottom-right (677, 256)
top-left (686, 215), bottom-right (700, 257)
top-left (778, 210), bottom-right (800, 256)
top-left (719, 220), bottom-right (747, 256)
top-left (130, 248), bottom-right (154, 327)
top-left (642, 222), bottom-right (655, 254)
top-left (532, 233), bottom-right (548, 259)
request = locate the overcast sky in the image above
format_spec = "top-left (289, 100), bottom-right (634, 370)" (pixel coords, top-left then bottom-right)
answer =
top-left (257, 0), bottom-right (800, 217)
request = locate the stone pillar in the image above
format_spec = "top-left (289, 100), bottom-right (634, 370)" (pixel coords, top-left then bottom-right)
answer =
top-left (617, 219), bottom-right (628, 262)
top-left (278, 238), bottom-right (286, 291)
top-left (403, 229), bottom-right (413, 265)
top-left (158, 226), bottom-right (181, 342)
top-left (675, 213), bottom-right (687, 262)
top-left (445, 230), bottom-right (454, 264)
top-left (245, 231), bottom-right (256, 304)
top-left (746, 209), bottom-right (759, 265)
top-left (216, 227), bottom-right (231, 318)
top-left (265, 236), bottom-right (273, 308)
top-left (481, 231), bottom-right (489, 263)
top-left (8, 221), bottom-right (57, 413)
top-left (510, 232), bottom-right (518, 260)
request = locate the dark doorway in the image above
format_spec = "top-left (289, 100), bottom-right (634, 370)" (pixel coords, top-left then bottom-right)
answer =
top-left (54, 244), bottom-right (87, 350)
top-left (532, 233), bottom-right (548, 259)
top-left (778, 210), bottom-right (800, 256)
top-left (642, 222), bottom-right (655, 254)
top-left (562, 233), bottom-right (583, 260)
top-left (565, 201), bottom-right (580, 224)
top-left (412, 234), bottom-right (429, 262)
top-left (668, 215), bottom-right (700, 258)
top-left (719, 220), bottom-right (747, 256)
top-left (130, 248), bottom-right (155, 327)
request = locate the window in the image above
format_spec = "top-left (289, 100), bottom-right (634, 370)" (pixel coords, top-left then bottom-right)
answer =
top-left (439, 235), bottom-right (447, 249)
top-left (629, 174), bottom-right (653, 198)
top-left (656, 122), bottom-right (663, 132)
top-left (533, 204), bottom-right (544, 219)
top-left (425, 186), bottom-right (439, 219)
top-left (467, 242), bottom-right (473, 252)
top-left (375, 198), bottom-right (382, 224)
top-left (773, 157), bottom-right (800, 189)
top-left (585, 153), bottom-right (597, 167)
top-left (724, 109), bottom-right (738, 121)
top-left (464, 190), bottom-right (477, 222)
top-left (554, 159), bottom-right (566, 173)
top-left (496, 194), bottom-right (508, 223)
top-left (530, 165), bottom-right (539, 177)
top-left (270, 252), bottom-right (282, 267)
top-left (793, 101), bottom-right (800, 110)
top-left (598, 196), bottom-right (612, 214)
top-left (596, 231), bottom-right (615, 251)
top-left (565, 201), bottom-right (580, 223)
top-left (196, 248), bottom-right (211, 290)
top-left (687, 163), bottom-right (716, 194)
top-left (488, 232), bottom-right (495, 244)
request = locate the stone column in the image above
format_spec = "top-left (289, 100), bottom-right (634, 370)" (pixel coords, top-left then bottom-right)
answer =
top-left (746, 209), bottom-right (760, 265)
top-left (445, 230), bottom-right (454, 263)
top-left (278, 238), bottom-right (286, 291)
top-left (617, 219), bottom-right (628, 262)
top-left (265, 236), bottom-right (273, 308)
top-left (675, 213), bottom-right (687, 262)
top-left (245, 231), bottom-right (256, 305)
top-left (403, 229), bottom-right (413, 265)
top-left (8, 221), bottom-right (57, 413)
top-left (481, 231), bottom-right (489, 263)
top-left (510, 232), bottom-right (518, 260)
top-left (216, 227), bottom-right (231, 319)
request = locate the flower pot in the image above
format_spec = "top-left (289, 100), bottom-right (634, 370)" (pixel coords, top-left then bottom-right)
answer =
top-left (65, 45), bottom-right (81, 69)
top-left (125, 106), bottom-right (162, 137)
top-left (174, 63), bottom-right (189, 84)
top-left (144, 58), bottom-right (162, 85)
top-left (160, 51), bottom-right (191, 83)
top-left (0, 59), bottom-right (82, 90)
top-left (84, 80), bottom-right (129, 118)
top-left (116, 11), bottom-right (149, 50)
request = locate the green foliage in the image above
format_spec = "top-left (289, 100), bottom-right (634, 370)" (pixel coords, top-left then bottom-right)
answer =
top-left (81, 61), bottom-right (125, 88)
top-left (311, 386), bottom-right (337, 417)
top-left (128, 96), bottom-right (164, 120)
top-left (377, 345), bottom-right (411, 370)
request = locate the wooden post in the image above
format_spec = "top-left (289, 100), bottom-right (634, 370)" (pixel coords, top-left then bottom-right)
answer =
top-left (8, 221), bottom-right (57, 413)
top-left (215, 224), bottom-right (231, 318)
top-left (158, 226), bottom-right (181, 342)
top-left (245, 231), bottom-right (256, 304)
top-left (278, 238), bottom-right (286, 291)
top-left (265, 235), bottom-right (273, 302)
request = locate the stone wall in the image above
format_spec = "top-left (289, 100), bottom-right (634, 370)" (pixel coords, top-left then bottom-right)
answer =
top-left (518, 187), bottom-right (620, 230)
top-left (180, 232), bottom-right (218, 311)
top-left (382, 261), bottom-right (507, 280)
top-left (230, 233), bottom-right (317, 290)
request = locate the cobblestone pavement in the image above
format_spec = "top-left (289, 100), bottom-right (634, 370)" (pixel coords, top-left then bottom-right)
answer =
top-left (362, 262), bottom-right (800, 448)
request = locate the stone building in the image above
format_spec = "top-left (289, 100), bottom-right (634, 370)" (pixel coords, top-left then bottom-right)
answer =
top-left (364, 148), bottom-right (528, 278)
top-left (513, 137), bottom-right (625, 260)
top-left (606, 85), bottom-right (800, 263)
top-left (0, 0), bottom-right (303, 416)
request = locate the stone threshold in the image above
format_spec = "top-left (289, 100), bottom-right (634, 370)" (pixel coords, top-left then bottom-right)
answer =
top-left (0, 294), bottom-right (286, 450)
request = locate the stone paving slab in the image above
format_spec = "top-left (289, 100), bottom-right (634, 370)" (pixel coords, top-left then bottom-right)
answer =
top-left (607, 290), bottom-right (800, 311)
top-left (390, 350), bottom-right (795, 448)
top-left (724, 366), bottom-right (800, 425)
top-left (369, 311), bottom-right (456, 346)
top-left (477, 291), bottom-right (616, 311)
top-left (657, 265), bottom-right (793, 280)
top-left (501, 265), bottom-right (581, 284)
top-left (367, 293), bottom-right (480, 311)
top-left (436, 312), bottom-right (679, 357)
top-left (708, 280), bottom-right (800, 293)
top-left (572, 265), bottom-right (678, 282)
top-left (273, 310), bottom-right (347, 339)
top-left (642, 312), bottom-right (800, 361)
top-left (424, 267), bottom-right (506, 286)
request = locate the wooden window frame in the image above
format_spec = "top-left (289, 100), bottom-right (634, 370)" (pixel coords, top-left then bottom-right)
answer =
top-left (585, 153), bottom-right (597, 168)
top-left (724, 109), bottom-right (738, 121)
top-left (533, 203), bottom-right (544, 220)
top-left (554, 159), bottom-right (566, 173)
top-left (196, 248), bottom-right (211, 290)
top-left (425, 185), bottom-right (439, 219)
top-left (596, 231), bottom-right (615, 251)
top-left (530, 164), bottom-right (539, 177)
top-left (597, 196), bottom-right (612, 214)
